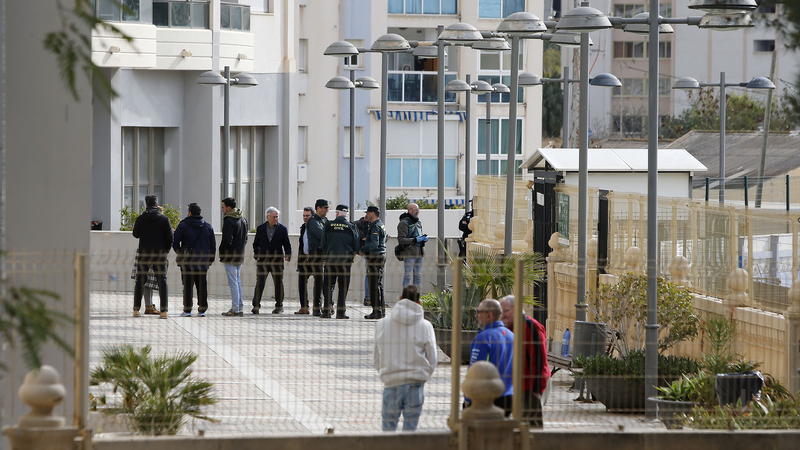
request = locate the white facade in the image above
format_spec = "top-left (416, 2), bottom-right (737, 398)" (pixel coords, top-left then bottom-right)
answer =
top-left (301, 0), bottom-right (544, 211)
top-left (91, 0), bottom-right (299, 231)
top-left (561, 1), bottom-right (797, 140)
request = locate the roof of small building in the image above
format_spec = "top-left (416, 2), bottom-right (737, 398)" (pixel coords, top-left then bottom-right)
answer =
top-left (521, 148), bottom-right (707, 173)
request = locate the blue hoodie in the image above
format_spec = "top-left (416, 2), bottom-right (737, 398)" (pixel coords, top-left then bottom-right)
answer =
top-left (469, 321), bottom-right (515, 397)
top-left (173, 215), bottom-right (216, 271)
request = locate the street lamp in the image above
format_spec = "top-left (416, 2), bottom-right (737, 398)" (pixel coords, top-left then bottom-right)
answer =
top-left (446, 77), bottom-right (495, 207)
top-left (370, 34), bottom-right (411, 217)
top-left (324, 72), bottom-right (379, 221)
top-left (196, 66), bottom-right (258, 199)
top-left (673, 73), bottom-right (775, 203)
top-left (559, 0), bottom-right (758, 419)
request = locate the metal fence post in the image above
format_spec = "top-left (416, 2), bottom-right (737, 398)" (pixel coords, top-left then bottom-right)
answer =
top-left (705, 177), bottom-right (710, 202)
top-left (73, 252), bottom-right (89, 446)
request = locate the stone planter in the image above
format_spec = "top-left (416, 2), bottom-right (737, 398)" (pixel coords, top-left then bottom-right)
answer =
top-left (434, 329), bottom-right (480, 365)
top-left (586, 377), bottom-right (646, 413)
top-left (87, 410), bottom-right (133, 434)
top-left (650, 397), bottom-right (695, 429)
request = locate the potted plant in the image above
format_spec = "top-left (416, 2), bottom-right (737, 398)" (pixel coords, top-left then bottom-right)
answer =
top-left (581, 274), bottom-right (700, 412)
top-left (652, 374), bottom-right (709, 428)
top-left (90, 344), bottom-right (218, 435)
top-left (423, 247), bottom-right (544, 364)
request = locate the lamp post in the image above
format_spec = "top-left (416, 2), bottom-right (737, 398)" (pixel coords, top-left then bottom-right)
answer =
top-left (673, 73), bottom-right (775, 203)
top-left (559, 0), bottom-right (758, 418)
top-left (196, 66), bottom-right (258, 199)
top-left (324, 72), bottom-right (379, 221)
top-left (446, 77), bottom-right (496, 205)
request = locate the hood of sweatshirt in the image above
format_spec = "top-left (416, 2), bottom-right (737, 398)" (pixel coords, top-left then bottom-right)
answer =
top-left (391, 299), bottom-right (423, 326)
top-left (184, 215), bottom-right (206, 229)
top-left (399, 212), bottom-right (419, 224)
top-left (224, 208), bottom-right (243, 220)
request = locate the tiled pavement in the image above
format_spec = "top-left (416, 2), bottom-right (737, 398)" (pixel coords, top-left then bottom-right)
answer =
top-left (90, 292), bottom-right (665, 436)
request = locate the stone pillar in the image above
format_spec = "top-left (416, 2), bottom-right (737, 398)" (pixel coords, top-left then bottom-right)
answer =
top-left (669, 255), bottom-right (690, 287)
top-left (725, 268), bottom-right (750, 308)
top-left (492, 222), bottom-right (505, 251)
top-left (785, 279), bottom-right (800, 393)
top-left (624, 246), bottom-right (641, 274)
top-left (3, 366), bottom-right (80, 450)
top-left (461, 361), bottom-right (516, 450)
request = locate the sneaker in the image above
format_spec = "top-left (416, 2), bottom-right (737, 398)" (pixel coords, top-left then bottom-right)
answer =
top-left (159, 311), bottom-right (168, 319)
top-left (319, 311), bottom-right (331, 319)
top-left (272, 308), bottom-right (283, 314)
top-left (363, 299), bottom-right (371, 307)
top-left (197, 312), bottom-right (206, 317)
top-left (312, 309), bottom-right (321, 317)
top-left (133, 310), bottom-right (140, 317)
top-left (222, 310), bottom-right (243, 317)
top-left (144, 305), bottom-right (160, 315)
top-left (180, 312), bottom-right (191, 317)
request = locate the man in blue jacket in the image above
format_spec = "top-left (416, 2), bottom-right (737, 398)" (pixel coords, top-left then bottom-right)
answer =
top-left (173, 203), bottom-right (216, 317)
top-left (251, 206), bottom-right (292, 314)
top-left (468, 298), bottom-right (514, 416)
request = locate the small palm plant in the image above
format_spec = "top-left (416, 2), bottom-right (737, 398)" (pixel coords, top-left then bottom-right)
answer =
top-left (464, 247), bottom-right (544, 304)
top-left (90, 345), bottom-right (218, 435)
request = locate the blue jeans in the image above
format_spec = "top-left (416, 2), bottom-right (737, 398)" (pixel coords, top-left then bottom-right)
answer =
top-left (224, 263), bottom-right (243, 312)
top-left (382, 382), bottom-right (424, 432)
top-left (402, 257), bottom-right (423, 288)
top-left (364, 271), bottom-right (370, 301)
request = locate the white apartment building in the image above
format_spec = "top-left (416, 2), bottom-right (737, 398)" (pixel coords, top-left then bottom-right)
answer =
top-left (301, 0), bottom-right (544, 210)
top-left (560, 1), bottom-right (795, 140)
top-left (91, 0), bottom-right (299, 230)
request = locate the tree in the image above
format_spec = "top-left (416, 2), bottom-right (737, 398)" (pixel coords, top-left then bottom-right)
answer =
top-left (541, 42), bottom-right (564, 139)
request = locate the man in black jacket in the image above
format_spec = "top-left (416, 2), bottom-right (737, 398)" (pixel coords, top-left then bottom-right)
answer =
top-left (132, 195), bottom-right (173, 318)
top-left (220, 197), bottom-right (248, 316)
top-left (361, 206), bottom-right (387, 320)
top-left (173, 203), bottom-right (216, 317)
top-left (252, 206), bottom-right (292, 314)
top-left (296, 206), bottom-right (314, 314)
top-left (306, 199), bottom-right (329, 316)
top-left (320, 204), bottom-right (360, 319)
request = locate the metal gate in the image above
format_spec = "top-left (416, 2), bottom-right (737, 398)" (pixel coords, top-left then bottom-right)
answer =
top-left (531, 170), bottom-right (562, 325)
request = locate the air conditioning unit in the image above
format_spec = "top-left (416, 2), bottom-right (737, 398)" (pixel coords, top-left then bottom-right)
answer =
top-left (297, 163), bottom-right (308, 183)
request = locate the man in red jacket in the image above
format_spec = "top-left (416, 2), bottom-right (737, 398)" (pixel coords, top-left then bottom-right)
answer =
top-left (499, 295), bottom-right (549, 428)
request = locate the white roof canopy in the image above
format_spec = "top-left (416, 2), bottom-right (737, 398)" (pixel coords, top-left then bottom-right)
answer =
top-left (521, 148), bottom-right (707, 173)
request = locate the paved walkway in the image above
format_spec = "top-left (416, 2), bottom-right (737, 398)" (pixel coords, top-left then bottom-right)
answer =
top-left (89, 292), bottom-right (665, 436)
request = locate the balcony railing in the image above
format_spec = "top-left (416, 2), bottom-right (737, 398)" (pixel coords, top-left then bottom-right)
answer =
top-left (153, 1), bottom-right (210, 29)
top-left (387, 71), bottom-right (456, 103)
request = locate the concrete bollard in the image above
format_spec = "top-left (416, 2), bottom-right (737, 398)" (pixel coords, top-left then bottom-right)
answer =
top-left (461, 361), bottom-right (517, 450)
top-left (3, 365), bottom-right (80, 450)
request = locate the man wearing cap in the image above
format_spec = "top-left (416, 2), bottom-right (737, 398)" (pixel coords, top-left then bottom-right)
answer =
top-left (320, 204), bottom-right (360, 319)
top-left (361, 205), bottom-right (387, 320)
top-left (306, 199), bottom-right (330, 316)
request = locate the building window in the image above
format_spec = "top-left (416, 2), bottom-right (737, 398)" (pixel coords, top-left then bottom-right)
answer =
top-left (754, 39), bottom-right (776, 52)
top-left (153, 1), bottom-right (210, 28)
top-left (476, 118), bottom-right (522, 175)
top-left (251, 0), bottom-right (271, 13)
top-left (344, 40), bottom-right (364, 69)
top-left (388, 0), bottom-right (457, 14)
top-left (479, 0), bottom-right (525, 18)
top-left (612, 4), bottom-right (671, 18)
top-left (477, 47), bottom-right (524, 103)
top-left (220, 3), bottom-right (251, 31)
top-left (343, 127), bottom-right (364, 158)
top-left (298, 39), bottom-right (308, 73)
top-left (613, 78), bottom-right (671, 96)
top-left (221, 127), bottom-right (266, 228)
top-left (96, 0), bottom-right (140, 22)
top-left (387, 158), bottom-right (457, 187)
top-left (123, 127), bottom-right (165, 211)
top-left (613, 41), bottom-right (671, 59)
top-left (387, 50), bottom-right (457, 103)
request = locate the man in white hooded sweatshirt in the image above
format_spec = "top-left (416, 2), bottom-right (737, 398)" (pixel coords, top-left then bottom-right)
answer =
top-left (373, 284), bottom-right (438, 431)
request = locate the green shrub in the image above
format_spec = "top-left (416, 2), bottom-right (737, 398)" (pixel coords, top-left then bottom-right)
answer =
top-left (581, 350), bottom-right (700, 383)
top-left (120, 204), bottom-right (181, 231)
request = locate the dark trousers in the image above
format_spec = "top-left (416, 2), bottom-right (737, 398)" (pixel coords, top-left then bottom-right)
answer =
top-left (134, 259), bottom-right (168, 312)
top-left (253, 258), bottom-right (285, 309)
top-left (523, 391), bottom-right (544, 429)
top-left (181, 268), bottom-right (208, 313)
top-left (366, 254), bottom-right (385, 315)
top-left (324, 260), bottom-right (351, 315)
top-left (309, 251), bottom-right (325, 310)
top-left (297, 254), bottom-right (314, 309)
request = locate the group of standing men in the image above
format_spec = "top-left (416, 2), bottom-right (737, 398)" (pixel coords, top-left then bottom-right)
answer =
top-left (298, 199), bottom-right (387, 319)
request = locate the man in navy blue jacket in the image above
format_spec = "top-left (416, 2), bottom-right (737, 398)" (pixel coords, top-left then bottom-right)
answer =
top-left (173, 203), bottom-right (216, 317)
top-left (468, 298), bottom-right (515, 417)
top-left (252, 206), bottom-right (292, 314)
